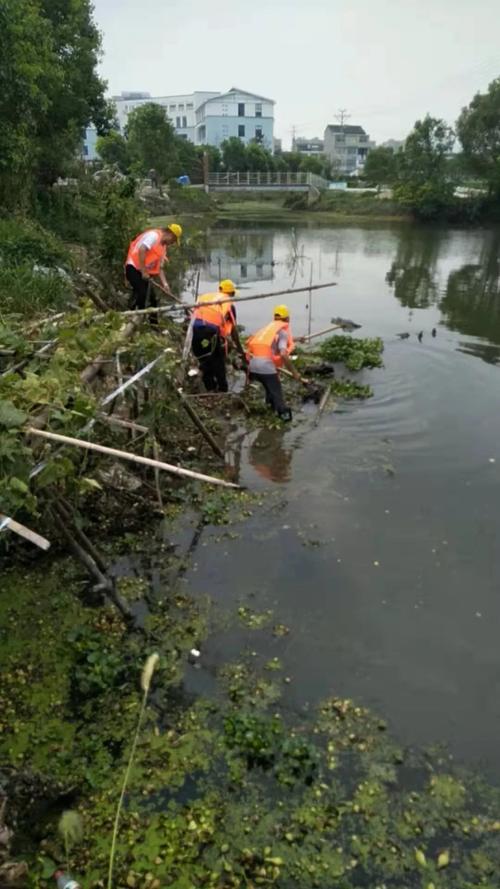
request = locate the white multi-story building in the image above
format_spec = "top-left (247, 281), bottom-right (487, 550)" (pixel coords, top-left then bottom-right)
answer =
top-left (83, 87), bottom-right (276, 159)
top-left (194, 88), bottom-right (274, 150)
top-left (112, 90), bottom-right (220, 143)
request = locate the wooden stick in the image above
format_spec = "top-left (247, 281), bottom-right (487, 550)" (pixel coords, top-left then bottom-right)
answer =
top-left (176, 388), bottom-right (225, 459)
top-left (49, 506), bottom-right (134, 622)
top-left (0, 514), bottom-right (51, 550)
top-left (152, 439), bottom-right (164, 511)
top-left (27, 427), bottom-right (238, 488)
top-left (149, 278), bottom-right (185, 307)
top-left (314, 384), bottom-right (334, 426)
top-left (97, 413), bottom-right (149, 434)
top-left (23, 312), bottom-right (66, 334)
top-left (1, 339), bottom-right (58, 378)
top-left (99, 348), bottom-right (173, 408)
top-left (302, 324), bottom-right (343, 342)
top-left (56, 499), bottom-right (109, 576)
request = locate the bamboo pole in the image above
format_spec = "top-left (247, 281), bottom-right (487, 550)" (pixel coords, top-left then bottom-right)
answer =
top-left (302, 324), bottom-right (343, 342)
top-left (0, 514), bottom-right (51, 550)
top-left (176, 388), bottom-right (225, 459)
top-left (27, 427), bottom-right (239, 488)
top-left (112, 281), bottom-right (338, 319)
top-left (182, 281), bottom-right (338, 311)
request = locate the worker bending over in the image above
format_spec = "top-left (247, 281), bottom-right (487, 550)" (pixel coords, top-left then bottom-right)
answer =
top-left (125, 223), bottom-right (182, 315)
top-left (246, 305), bottom-right (304, 422)
top-left (192, 279), bottom-right (245, 392)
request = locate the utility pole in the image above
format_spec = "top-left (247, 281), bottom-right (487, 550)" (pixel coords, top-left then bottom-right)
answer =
top-left (290, 125), bottom-right (297, 151)
top-left (335, 109), bottom-right (351, 130)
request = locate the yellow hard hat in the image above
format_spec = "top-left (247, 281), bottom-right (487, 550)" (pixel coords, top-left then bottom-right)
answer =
top-left (167, 223), bottom-right (183, 242)
top-left (274, 304), bottom-right (290, 320)
top-left (219, 278), bottom-right (238, 295)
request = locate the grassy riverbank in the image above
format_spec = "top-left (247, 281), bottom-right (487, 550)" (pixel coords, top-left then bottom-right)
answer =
top-left (215, 190), bottom-right (409, 224)
top-left (153, 187), bottom-right (410, 228)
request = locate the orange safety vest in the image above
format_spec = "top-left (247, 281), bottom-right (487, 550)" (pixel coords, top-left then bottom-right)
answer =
top-left (126, 229), bottom-right (166, 276)
top-left (246, 320), bottom-right (295, 368)
top-left (193, 293), bottom-right (235, 339)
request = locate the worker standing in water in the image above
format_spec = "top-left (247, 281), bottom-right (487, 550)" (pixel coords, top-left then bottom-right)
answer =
top-left (246, 305), bottom-right (305, 422)
top-left (191, 279), bottom-right (246, 392)
top-left (125, 223), bottom-right (182, 315)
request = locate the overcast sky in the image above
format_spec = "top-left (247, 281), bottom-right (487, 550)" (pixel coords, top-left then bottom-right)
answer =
top-left (93, 0), bottom-right (500, 148)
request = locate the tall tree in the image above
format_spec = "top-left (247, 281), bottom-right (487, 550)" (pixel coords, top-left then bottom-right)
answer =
top-left (457, 77), bottom-right (500, 195)
top-left (0, 0), bottom-right (109, 205)
top-left (246, 142), bottom-right (273, 171)
top-left (96, 131), bottom-right (131, 173)
top-left (0, 0), bottom-right (55, 206)
top-left (36, 0), bottom-right (110, 183)
top-left (221, 137), bottom-right (248, 172)
top-left (126, 103), bottom-right (179, 181)
top-left (399, 115), bottom-right (455, 184)
top-left (363, 146), bottom-right (398, 187)
top-left (395, 116), bottom-right (455, 219)
top-left (299, 155), bottom-right (325, 176)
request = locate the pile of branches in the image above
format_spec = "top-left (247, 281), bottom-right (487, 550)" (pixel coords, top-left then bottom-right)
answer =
top-left (0, 299), bottom-right (234, 614)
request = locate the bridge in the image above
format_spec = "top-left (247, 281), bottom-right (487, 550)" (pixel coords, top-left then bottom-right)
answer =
top-left (207, 171), bottom-right (329, 192)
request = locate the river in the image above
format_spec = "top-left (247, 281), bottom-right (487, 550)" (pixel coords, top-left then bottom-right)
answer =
top-left (182, 221), bottom-right (500, 776)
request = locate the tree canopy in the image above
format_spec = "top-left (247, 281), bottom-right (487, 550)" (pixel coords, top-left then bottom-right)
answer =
top-left (363, 146), bottom-right (398, 187)
top-left (0, 0), bottom-right (109, 205)
top-left (126, 103), bottom-right (180, 180)
top-left (457, 77), bottom-right (500, 195)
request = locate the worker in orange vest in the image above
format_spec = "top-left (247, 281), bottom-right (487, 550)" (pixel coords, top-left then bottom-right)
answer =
top-left (191, 279), bottom-right (246, 392)
top-left (125, 223), bottom-right (182, 317)
top-left (246, 305), bottom-right (305, 421)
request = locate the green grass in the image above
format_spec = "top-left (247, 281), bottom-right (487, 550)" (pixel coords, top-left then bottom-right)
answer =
top-left (212, 190), bottom-right (408, 224)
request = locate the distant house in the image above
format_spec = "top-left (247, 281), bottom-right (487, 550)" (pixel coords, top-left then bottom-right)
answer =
top-left (195, 88), bottom-right (275, 150)
top-left (323, 125), bottom-right (375, 174)
top-left (293, 137), bottom-right (324, 156)
top-left (382, 139), bottom-right (404, 152)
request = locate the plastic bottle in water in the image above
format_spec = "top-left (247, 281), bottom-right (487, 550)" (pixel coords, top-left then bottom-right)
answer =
top-left (53, 869), bottom-right (81, 889)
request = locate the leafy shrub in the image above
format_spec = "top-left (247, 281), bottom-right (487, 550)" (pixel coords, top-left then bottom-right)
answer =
top-left (0, 263), bottom-right (71, 315)
top-left (0, 217), bottom-right (70, 268)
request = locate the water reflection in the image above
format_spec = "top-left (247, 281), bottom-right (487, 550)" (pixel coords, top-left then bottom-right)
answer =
top-left (386, 228), bottom-right (442, 308)
top-left (249, 427), bottom-right (293, 483)
top-left (440, 231), bottom-right (500, 346)
top-left (206, 229), bottom-right (274, 284)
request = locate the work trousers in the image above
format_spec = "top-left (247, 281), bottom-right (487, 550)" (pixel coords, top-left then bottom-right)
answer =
top-left (192, 325), bottom-right (228, 392)
top-left (249, 371), bottom-right (291, 420)
top-left (125, 264), bottom-right (158, 320)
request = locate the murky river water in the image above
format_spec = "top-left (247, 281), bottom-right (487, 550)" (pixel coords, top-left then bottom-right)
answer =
top-left (184, 222), bottom-right (500, 775)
